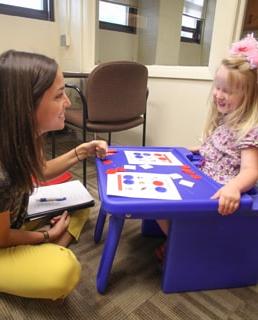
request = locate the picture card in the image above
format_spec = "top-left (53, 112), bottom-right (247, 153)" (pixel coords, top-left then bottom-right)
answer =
top-left (107, 172), bottom-right (182, 200)
top-left (124, 150), bottom-right (182, 166)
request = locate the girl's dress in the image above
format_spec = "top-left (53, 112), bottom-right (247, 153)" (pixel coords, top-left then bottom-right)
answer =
top-left (199, 124), bottom-right (258, 184)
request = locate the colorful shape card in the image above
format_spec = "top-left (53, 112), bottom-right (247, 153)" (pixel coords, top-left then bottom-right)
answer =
top-left (124, 151), bottom-right (182, 166)
top-left (107, 172), bottom-right (182, 200)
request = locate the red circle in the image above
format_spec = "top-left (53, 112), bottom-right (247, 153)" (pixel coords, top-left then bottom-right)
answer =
top-left (153, 180), bottom-right (164, 186)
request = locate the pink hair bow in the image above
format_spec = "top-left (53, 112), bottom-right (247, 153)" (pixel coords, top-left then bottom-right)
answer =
top-left (230, 33), bottom-right (258, 69)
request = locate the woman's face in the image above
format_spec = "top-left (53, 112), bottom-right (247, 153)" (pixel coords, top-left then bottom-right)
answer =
top-left (36, 67), bottom-right (71, 135)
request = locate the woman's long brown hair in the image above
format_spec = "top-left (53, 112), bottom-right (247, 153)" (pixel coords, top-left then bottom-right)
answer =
top-left (0, 50), bottom-right (58, 193)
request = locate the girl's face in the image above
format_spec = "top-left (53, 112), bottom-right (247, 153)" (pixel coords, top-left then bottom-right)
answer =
top-left (36, 67), bottom-right (71, 135)
top-left (212, 65), bottom-right (244, 114)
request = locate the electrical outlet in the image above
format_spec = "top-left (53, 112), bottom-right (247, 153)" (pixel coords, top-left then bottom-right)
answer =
top-left (60, 34), bottom-right (70, 47)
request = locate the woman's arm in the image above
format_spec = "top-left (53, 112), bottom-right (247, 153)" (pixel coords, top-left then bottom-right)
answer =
top-left (0, 211), bottom-right (70, 248)
top-left (43, 140), bottom-right (107, 180)
top-left (211, 147), bottom-right (258, 215)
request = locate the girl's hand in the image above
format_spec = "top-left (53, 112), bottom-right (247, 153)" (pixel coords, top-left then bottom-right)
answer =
top-left (211, 184), bottom-right (241, 215)
top-left (188, 146), bottom-right (200, 153)
top-left (48, 211), bottom-right (70, 241)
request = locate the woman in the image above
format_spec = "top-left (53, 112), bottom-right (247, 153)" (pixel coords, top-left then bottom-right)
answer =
top-left (0, 50), bottom-right (107, 299)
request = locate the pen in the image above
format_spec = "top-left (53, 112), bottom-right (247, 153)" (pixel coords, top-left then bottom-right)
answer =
top-left (36, 197), bottom-right (67, 202)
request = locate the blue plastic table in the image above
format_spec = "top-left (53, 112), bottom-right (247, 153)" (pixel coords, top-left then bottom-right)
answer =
top-left (94, 146), bottom-right (258, 293)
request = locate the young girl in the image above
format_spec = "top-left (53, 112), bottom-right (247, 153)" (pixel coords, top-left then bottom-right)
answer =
top-left (0, 50), bottom-right (107, 300)
top-left (158, 34), bottom-right (258, 237)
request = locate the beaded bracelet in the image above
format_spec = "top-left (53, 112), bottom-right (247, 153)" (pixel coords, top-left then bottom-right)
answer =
top-left (40, 230), bottom-right (50, 243)
top-left (74, 147), bottom-right (82, 162)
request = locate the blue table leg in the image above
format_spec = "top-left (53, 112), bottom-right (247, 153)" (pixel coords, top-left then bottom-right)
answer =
top-left (97, 215), bottom-right (125, 293)
top-left (94, 206), bottom-right (107, 243)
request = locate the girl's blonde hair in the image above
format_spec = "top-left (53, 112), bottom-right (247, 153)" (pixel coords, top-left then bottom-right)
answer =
top-left (203, 55), bottom-right (258, 141)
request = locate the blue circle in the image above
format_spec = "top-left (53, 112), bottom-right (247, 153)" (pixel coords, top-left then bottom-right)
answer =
top-left (155, 187), bottom-right (167, 193)
top-left (123, 175), bottom-right (134, 179)
top-left (123, 179), bottom-right (135, 185)
top-left (134, 152), bottom-right (141, 155)
top-left (135, 155), bottom-right (143, 158)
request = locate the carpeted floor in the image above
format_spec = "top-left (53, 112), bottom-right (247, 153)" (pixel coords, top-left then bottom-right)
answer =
top-left (1, 128), bottom-right (258, 320)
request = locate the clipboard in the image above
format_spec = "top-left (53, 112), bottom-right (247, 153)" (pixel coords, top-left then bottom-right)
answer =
top-left (26, 180), bottom-right (95, 220)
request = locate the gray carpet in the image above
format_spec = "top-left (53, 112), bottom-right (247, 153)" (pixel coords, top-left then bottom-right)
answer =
top-left (1, 129), bottom-right (258, 320)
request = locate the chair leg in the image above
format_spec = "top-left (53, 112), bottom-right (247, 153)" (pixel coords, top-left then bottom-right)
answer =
top-left (51, 131), bottom-right (56, 158)
top-left (142, 114), bottom-right (146, 146)
top-left (82, 159), bottom-right (87, 186)
top-left (108, 133), bottom-right (112, 145)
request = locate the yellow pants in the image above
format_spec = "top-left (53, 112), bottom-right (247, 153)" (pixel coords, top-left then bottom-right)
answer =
top-left (0, 208), bottom-right (90, 300)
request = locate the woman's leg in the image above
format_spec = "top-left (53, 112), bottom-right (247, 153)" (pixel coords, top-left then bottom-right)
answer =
top-left (24, 208), bottom-right (91, 247)
top-left (55, 208), bottom-right (91, 247)
top-left (67, 208), bottom-right (90, 241)
top-left (0, 243), bottom-right (81, 300)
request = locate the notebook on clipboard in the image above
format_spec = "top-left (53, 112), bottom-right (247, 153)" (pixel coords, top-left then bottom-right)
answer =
top-left (26, 180), bottom-right (95, 220)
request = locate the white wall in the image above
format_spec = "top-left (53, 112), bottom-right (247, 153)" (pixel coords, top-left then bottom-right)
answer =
top-left (201, 0), bottom-right (217, 66)
top-left (97, 30), bottom-right (138, 63)
top-left (0, 6), bottom-right (59, 60)
top-left (137, 0), bottom-right (159, 65)
top-left (179, 42), bottom-right (201, 66)
top-left (58, 0), bottom-right (83, 71)
top-left (155, 0), bottom-right (184, 65)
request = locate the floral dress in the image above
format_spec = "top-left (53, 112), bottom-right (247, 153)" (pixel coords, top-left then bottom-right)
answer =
top-left (0, 166), bottom-right (29, 229)
top-left (199, 124), bottom-right (258, 184)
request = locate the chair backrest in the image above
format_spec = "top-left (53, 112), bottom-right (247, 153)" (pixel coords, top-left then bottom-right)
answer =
top-left (85, 61), bottom-right (148, 123)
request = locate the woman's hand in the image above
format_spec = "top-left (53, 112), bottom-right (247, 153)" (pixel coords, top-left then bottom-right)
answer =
top-left (48, 211), bottom-right (70, 241)
top-left (211, 183), bottom-right (241, 215)
top-left (76, 140), bottom-right (108, 160)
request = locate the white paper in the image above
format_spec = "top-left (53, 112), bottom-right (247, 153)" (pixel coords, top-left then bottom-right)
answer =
top-left (107, 172), bottom-right (182, 200)
top-left (169, 173), bottom-right (183, 180)
top-left (140, 164), bottom-right (153, 169)
top-left (179, 179), bottom-right (195, 188)
top-left (124, 165), bottom-right (136, 170)
top-left (27, 180), bottom-right (94, 216)
top-left (124, 150), bottom-right (183, 166)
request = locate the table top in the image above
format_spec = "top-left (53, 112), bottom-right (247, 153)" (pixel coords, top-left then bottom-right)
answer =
top-left (96, 146), bottom-right (254, 218)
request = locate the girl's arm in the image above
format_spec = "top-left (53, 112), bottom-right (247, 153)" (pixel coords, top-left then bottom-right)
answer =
top-left (188, 146), bottom-right (201, 153)
top-left (211, 147), bottom-right (258, 215)
top-left (0, 211), bottom-right (70, 248)
top-left (43, 140), bottom-right (107, 180)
